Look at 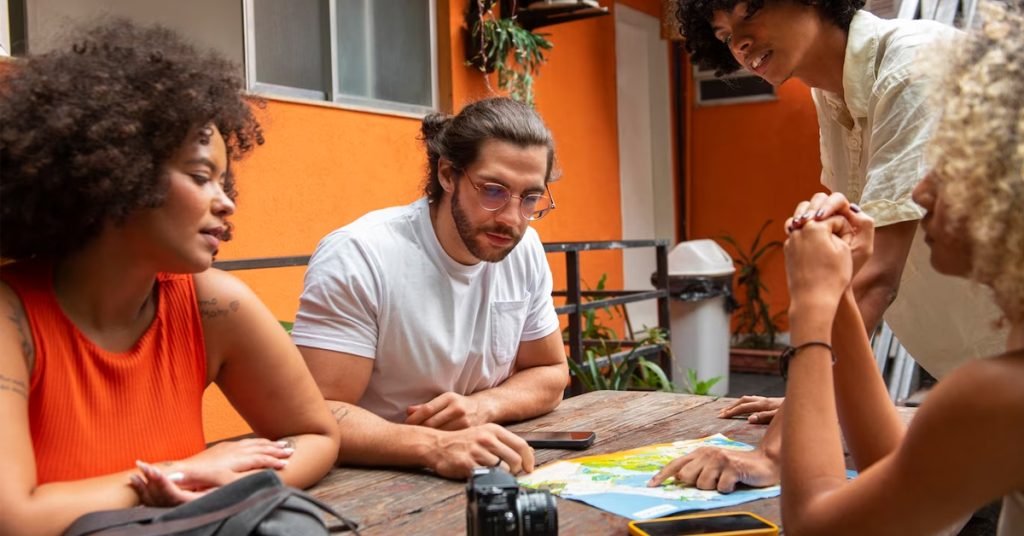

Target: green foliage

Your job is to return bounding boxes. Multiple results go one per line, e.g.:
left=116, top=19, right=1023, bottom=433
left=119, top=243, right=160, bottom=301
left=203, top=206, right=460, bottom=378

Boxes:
left=681, top=368, right=722, bottom=396
left=279, top=321, right=293, bottom=334
left=719, top=220, right=785, bottom=349
left=468, top=3, right=553, bottom=106
left=578, top=273, right=620, bottom=344
left=563, top=274, right=674, bottom=392
left=567, top=349, right=674, bottom=392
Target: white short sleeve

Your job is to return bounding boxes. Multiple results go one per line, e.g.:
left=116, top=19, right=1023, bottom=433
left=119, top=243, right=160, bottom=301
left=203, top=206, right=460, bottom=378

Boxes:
left=519, top=233, right=560, bottom=342
left=291, top=232, right=381, bottom=359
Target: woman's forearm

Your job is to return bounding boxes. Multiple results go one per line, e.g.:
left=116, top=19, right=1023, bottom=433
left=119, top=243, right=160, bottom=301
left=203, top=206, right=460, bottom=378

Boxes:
left=273, top=432, right=339, bottom=489
left=781, top=307, right=847, bottom=524
left=831, top=290, right=906, bottom=470
left=3, top=471, right=139, bottom=536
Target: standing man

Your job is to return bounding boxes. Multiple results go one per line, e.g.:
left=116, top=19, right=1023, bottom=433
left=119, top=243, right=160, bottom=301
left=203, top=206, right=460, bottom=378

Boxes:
left=292, top=98, right=568, bottom=479
left=651, top=0, right=1005, bottom=491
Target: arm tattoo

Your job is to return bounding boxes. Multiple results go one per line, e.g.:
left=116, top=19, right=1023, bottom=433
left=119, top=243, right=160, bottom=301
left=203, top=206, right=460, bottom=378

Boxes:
left=7, top=303, right=35, bottom=375
left=331, top=406, right=351, bottom=424
left=0, top=373, right=27, bottom=400
left=198, top=298, right=241, bottom=320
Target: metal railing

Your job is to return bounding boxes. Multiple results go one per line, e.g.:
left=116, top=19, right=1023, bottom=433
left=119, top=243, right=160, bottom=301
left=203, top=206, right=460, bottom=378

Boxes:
left=214, top=238, right=674, bottom=397
left=543, top=240, right=671, bottom=395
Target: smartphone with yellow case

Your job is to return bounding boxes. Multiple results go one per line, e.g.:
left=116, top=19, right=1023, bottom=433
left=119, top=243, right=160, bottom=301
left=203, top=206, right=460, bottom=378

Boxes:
left=627, top=511, right=779, bottom=536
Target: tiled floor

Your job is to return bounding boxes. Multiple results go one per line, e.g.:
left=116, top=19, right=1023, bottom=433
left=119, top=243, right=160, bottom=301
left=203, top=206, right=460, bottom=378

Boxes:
left=726, top=372, right=786, bottom=398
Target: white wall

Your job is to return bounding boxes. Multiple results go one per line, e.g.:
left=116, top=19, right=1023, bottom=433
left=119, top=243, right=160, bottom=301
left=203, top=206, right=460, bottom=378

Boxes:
left=1, top=0, right=10, bottom=56
left=615, top=3, right=674, bottom=333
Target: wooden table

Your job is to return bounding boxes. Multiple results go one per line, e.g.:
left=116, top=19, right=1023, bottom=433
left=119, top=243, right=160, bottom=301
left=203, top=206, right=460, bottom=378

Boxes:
left=310, top=391, right=916, bottom=534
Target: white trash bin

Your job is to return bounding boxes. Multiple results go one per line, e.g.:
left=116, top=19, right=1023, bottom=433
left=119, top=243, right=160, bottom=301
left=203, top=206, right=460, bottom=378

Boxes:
left=666, top=239, right=735, bottom=396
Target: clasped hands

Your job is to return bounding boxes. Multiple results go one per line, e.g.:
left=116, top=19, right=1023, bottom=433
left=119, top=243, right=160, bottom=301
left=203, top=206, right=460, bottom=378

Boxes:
left=784, top=192, right=875, bottom=316
left=407, top=391, right=535, bottom=479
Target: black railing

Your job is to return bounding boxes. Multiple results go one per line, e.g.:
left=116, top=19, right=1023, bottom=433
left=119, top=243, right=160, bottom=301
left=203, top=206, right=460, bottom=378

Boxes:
left=543, top=240, right=671, bottom=395
left=214, top=238, right=673, bottom=397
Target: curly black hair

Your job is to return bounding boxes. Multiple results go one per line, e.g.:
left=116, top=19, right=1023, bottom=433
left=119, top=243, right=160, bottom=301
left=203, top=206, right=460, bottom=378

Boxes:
left=0, top=19, right=265, bottom=260
left=675, top=0, right=865, bottom=76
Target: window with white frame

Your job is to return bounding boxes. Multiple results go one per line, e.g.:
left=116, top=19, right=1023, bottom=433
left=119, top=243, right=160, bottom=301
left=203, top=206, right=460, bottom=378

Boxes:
left=244, top=0, right=438, bottom=115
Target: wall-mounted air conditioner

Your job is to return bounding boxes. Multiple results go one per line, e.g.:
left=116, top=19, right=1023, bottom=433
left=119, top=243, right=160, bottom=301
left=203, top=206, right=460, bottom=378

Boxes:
left=693, top=65, right=775, bottom=107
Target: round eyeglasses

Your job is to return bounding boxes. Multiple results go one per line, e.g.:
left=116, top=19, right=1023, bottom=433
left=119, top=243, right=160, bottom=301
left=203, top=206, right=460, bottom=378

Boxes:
left=461, top=173, right=556, bottom=221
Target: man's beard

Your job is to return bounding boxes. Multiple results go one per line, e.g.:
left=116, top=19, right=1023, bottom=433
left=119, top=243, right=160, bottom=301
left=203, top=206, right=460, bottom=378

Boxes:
left=451, top=182, right=523, bottom=263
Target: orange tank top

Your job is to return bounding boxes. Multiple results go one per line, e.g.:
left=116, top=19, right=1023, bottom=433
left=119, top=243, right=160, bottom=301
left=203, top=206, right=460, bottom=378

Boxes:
left=1, top=262, right=208, bottom=484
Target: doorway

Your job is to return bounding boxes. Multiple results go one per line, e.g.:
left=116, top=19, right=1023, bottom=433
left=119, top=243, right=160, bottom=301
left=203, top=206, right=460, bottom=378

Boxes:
left=615, top=3, right=674, bottom=334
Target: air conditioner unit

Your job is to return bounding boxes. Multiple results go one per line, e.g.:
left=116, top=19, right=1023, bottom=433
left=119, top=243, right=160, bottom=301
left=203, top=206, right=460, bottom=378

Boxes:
left=693, top=65, right=775, bottom=107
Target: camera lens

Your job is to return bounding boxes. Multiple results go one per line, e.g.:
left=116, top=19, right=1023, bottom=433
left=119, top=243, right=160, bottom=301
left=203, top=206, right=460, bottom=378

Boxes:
left=517, top=490, right=558, bottom=535
left=467, top=467, right=558, bottom=536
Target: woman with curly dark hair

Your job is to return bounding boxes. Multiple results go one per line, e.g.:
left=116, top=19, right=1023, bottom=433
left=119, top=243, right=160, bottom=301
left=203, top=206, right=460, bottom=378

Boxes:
left=654, top=0, right=1005, bottom=494
left=0, top=20, right=339, bottom=535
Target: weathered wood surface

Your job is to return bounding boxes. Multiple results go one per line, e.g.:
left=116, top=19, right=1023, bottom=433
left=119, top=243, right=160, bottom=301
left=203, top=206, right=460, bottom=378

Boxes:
left=311, top=391, right=916, bottom=534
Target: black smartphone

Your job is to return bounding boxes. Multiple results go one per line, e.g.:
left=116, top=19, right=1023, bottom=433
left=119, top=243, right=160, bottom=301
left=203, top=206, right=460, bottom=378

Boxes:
left=515, top=431, right=596, bottom=449
left=628, top=512, right=778, bottom=536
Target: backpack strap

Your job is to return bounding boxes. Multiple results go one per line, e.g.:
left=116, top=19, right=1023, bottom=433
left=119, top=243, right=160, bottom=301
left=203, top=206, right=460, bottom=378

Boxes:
left=63, top=471, right=361, bottom=536
left=284, top=488, right=361, bottom=533
left=64, top=507, right=167, bottom=536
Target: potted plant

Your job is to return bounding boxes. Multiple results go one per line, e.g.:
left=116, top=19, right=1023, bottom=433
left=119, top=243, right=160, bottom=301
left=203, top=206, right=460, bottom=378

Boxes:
left=719, top=220, right=786, bottom=374
left=465, top=0, right=553, bottom=105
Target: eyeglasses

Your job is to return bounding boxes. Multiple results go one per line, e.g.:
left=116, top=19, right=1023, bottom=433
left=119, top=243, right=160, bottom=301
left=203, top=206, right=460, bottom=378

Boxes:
left=461, top=172, right=556, bottom=221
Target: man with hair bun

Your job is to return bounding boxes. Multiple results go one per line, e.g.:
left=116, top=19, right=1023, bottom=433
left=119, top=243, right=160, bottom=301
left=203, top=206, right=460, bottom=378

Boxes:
left=294, top=97, right=568, bottom=479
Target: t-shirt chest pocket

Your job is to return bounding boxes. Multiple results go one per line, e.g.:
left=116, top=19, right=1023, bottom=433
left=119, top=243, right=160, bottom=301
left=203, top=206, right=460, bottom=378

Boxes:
left=490, top=299, right=529, bottom=364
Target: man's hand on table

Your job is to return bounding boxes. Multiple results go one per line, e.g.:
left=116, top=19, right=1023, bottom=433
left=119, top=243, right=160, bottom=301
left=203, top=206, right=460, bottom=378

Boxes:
left=647, top=446, right=780, bottom=493
left=718, top=396, right=784, bottom=424
left=406, top=391, right=489, bottom=430
left=426, top=423, right=536, bottom=479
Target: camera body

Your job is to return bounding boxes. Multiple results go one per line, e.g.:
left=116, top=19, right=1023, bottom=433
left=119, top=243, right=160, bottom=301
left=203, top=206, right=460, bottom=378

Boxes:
left=466, top=466, right=558, bottom=535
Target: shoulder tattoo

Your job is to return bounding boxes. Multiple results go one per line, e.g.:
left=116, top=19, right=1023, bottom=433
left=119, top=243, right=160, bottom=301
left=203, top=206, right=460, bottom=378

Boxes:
left=0, top=374, right=27, bottom=400
left=198, top=297, right=241, bottom=321
left=6, top=301, right=35, bottom=375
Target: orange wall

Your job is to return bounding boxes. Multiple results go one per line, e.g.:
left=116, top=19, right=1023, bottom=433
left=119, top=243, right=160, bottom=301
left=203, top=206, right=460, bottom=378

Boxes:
left=685, top=74, right=823, bottom=331
left=203, top=0, right=655, bottom=440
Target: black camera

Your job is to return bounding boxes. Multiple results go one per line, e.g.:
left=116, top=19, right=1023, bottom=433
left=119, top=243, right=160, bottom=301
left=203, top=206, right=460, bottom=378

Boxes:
left=466, top=466, right=558, bottom=535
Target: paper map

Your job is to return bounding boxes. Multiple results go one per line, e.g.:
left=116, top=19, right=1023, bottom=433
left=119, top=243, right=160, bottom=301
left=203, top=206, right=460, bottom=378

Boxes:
left=517, top=434, right=781, bottom=520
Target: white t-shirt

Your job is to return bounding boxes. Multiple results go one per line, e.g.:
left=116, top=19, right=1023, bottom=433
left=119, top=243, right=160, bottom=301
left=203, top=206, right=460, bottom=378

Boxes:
left=811, top=11, right=1005, bottom=378
left=292, top=198, right=561, bottom=422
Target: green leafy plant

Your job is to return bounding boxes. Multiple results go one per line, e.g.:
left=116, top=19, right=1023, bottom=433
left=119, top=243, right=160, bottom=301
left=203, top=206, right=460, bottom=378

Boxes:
left=566, top=344, right=673, bottom=392
left=467, top=0, right=553, bottom=105
left=719, top=220, right=785, bottom=349
left=681, top=368, right=722, bottom=396
left=279, top=321, right=293, bottom=334
left=563, top=274, right=674, bottom=392
left=575, top=273, right=621, bottom=344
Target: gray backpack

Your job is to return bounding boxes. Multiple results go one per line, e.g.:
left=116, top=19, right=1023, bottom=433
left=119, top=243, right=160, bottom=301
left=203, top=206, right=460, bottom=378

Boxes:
left=64, top=470, right=359, bottom=536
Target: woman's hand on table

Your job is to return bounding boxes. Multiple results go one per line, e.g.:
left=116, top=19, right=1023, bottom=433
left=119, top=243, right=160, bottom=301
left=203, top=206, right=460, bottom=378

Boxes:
left=130, top=437, right=294, bottom=506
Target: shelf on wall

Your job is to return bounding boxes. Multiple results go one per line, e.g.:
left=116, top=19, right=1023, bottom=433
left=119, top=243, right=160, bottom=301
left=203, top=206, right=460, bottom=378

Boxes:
left=502, top=0, right=610, bottom=31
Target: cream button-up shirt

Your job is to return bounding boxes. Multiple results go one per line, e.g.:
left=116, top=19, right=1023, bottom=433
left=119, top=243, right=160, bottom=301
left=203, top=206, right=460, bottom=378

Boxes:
left=811, top=11, right=1006, bottom=378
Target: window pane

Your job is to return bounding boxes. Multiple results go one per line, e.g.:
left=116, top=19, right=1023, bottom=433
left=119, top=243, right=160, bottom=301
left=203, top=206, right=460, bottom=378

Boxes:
left=336, top=0, right=433, bottom=108
left=253, top=0, right=327, bottom=96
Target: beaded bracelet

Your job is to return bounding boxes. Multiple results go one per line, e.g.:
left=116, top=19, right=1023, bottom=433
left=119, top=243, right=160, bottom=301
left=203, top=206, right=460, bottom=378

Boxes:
left=779, top=341, right=835, bottom=380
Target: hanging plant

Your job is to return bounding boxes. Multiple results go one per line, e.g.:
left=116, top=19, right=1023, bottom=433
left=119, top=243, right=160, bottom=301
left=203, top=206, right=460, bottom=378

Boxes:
left=467, top=0, right=553, bottom=106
